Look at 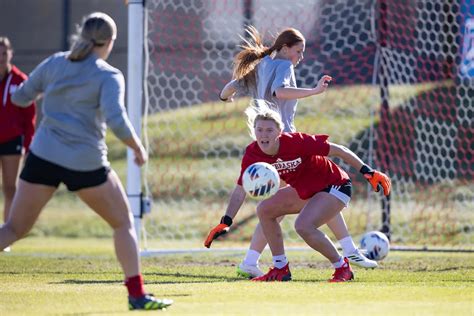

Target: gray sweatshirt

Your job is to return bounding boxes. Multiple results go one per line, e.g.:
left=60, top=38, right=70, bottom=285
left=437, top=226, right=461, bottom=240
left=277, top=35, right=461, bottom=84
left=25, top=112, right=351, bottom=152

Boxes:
left=238, top=56, right=298, bottom=132
left=12, top=52, right=135, bottom=171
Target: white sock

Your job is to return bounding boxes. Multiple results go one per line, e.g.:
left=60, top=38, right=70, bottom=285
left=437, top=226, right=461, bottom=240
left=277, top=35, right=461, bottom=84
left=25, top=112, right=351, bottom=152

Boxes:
left=272, top=254, right=288, bottom=269
left=243, top=249, right=261, bottom=266
left=339, top=236, right=357, bottom=256
left=332, top=256, right=345, bottom=268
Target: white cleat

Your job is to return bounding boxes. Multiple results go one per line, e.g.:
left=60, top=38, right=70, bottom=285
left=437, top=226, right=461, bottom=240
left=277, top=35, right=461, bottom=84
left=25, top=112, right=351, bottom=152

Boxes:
left=236, top=262, right=264, bottom=279
left=3, top=246, right=11, bottom=252
left=346, top=249, right=378, bottom=268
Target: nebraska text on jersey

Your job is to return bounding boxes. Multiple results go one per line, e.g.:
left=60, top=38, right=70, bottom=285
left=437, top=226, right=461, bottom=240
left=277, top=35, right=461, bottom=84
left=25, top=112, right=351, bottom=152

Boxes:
left=273, top=158, right=302, bottom=172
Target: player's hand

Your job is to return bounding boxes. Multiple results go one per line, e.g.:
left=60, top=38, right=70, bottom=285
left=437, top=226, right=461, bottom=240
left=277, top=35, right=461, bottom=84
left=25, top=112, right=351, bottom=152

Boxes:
left=204, top=215, right=233, bottom=248
left=133, top=144, right=148, bottom=166
left=314, top=75, right=332, bottom=94
left=360, top=165, right=391, bottom=196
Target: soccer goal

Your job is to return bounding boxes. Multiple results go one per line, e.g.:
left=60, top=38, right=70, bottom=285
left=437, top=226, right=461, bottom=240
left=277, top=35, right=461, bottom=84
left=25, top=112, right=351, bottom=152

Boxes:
left=126, top=0, right=473, bottom=254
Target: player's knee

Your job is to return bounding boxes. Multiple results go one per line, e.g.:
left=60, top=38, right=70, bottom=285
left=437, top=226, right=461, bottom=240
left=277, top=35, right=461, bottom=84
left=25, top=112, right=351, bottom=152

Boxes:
left=294, top=218, right=313, bottom=238
left=256, top=203, right=276, bottom=220
left=108, top=213, right=133, bottom=230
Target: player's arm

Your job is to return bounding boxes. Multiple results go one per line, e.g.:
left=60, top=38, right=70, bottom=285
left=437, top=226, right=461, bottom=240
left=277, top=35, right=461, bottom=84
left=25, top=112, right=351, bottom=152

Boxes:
left=20, top=101, right=36, bottom=153
left=100, top=73, right=147, bottom=166
left=328, top=142, right=391, bottom=196
left=274, top=75, right=332, bottom=100
left=12, top=56, right=52, bottom=107
left=219, top=79, right=239, bottom=102
left=204, top=184, right=246, bottom=248
left=121, top=136, right=148, bottom=167
left=328, top=142, right=364, bottom=170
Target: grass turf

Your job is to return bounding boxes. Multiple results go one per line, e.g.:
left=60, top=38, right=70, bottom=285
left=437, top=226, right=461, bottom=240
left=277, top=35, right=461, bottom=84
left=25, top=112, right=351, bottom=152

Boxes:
left=0, top=237, right=472, bottom=315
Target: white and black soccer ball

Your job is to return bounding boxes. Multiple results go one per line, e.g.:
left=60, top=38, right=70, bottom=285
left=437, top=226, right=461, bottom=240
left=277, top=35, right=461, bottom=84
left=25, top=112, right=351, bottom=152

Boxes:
left=242, top=162, right=280, bottom=200
left=360, top=231, right=390, bottom=261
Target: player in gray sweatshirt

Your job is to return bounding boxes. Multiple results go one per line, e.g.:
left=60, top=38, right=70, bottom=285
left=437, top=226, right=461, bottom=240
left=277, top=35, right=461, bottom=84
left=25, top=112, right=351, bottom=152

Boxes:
left=1, top=12, right=171, bottom=311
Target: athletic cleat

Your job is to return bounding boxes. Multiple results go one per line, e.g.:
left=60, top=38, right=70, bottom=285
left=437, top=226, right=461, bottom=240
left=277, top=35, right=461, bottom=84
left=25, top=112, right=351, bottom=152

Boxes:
left=251, top=263, right=292, bottom=282
left=346, top=248, right=378, bottom=268
left=329, top=257, right=354, bottom=282
left=236, top=262, right=264, bottom=279
left=128, top=294, right=173, bottom=310
left=2, top=246, right=11, bottom=252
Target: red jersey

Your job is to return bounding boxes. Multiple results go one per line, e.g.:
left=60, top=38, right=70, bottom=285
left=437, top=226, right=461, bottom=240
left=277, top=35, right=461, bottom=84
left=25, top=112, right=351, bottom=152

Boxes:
left=0, top=65, right=36, bottom=151
left=237, top=133, right=350, bottom=200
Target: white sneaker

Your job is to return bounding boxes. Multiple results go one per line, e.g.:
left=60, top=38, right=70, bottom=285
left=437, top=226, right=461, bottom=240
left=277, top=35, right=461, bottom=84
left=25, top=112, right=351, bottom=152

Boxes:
left=236, top=262, right=264, bottom=278
left=3, top=246, right=11, bottom=252
left=346, top=249, right=378, bottom=268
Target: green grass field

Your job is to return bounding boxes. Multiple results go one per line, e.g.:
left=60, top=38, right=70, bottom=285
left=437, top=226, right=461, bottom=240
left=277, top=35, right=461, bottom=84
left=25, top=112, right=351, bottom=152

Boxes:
left=0, top=237, right=472, bottom=315
left=0, top=81, right=472, bottom=314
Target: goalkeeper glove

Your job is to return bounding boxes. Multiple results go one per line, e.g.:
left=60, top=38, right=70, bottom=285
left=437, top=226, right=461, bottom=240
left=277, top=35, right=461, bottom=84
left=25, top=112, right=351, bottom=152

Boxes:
left=360, top=165, right=391, bottom=196
left=204, top=215, right=233, bottom=248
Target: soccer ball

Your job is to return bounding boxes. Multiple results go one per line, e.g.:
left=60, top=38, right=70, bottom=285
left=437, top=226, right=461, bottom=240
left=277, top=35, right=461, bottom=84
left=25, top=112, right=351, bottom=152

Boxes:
left=360, top=231, right=390, bottom=261
left=242, top=162, right=280, bottom=200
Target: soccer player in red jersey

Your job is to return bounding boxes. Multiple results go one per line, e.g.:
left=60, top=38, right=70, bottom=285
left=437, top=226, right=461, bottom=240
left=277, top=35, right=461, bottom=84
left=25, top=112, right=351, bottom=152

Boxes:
left=0, top=37, right=36, bottom=252
left=219, top=26, right=377, bottom=277
left=205, top=100, right=391, bottom=282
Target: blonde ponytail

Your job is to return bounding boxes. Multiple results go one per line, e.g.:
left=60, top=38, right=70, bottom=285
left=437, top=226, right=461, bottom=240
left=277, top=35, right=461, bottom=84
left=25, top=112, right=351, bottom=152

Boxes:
left=68, top=12, right=117, bottom=61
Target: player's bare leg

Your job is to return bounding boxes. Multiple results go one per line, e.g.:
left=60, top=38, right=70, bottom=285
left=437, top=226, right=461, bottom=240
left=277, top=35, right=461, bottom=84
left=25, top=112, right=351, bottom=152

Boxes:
left=0, top=180, right=56, bottom=250
left=327, top=213, right=377, bottom=268
left=237, top=216, right=284, bottom=278
left=251, top=187, right=305, bottom=281
left=76, top=170, right=141, bottom=277
left=295, top=192, right=354, bottom=282
left=76, top=170, right=173, bottom=310
left=1, top=155, right=22, bottom=223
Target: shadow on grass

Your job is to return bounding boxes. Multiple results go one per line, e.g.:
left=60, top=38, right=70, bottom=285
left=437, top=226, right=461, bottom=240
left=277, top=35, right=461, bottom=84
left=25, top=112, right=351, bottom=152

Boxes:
left=53, top=271, right=245, bottom=285
left=60, top=311, right=130, bottom=315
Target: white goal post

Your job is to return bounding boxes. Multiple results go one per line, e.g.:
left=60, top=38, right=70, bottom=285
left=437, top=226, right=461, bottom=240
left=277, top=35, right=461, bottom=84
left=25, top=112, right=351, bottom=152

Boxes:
left=126, top=0, right=144, bottom=243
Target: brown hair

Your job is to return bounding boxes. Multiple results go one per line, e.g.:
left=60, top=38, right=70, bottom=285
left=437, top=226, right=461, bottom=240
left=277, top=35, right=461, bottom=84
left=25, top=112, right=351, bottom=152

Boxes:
left=233, top=26, right=305, bottom=80
left=0, top=37, right=13, bottom=51
left=68, top=12, right=117, bottom=61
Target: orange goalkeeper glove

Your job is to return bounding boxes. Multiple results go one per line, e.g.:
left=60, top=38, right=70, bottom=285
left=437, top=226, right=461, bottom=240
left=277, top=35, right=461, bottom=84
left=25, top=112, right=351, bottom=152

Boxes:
left=204, top=215, right=233, bottom=248
left=360, top=165, right=391, bottom=196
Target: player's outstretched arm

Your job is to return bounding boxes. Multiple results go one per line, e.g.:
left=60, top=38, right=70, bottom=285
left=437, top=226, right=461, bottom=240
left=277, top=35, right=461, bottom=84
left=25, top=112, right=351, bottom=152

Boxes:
left=274, top=75, right=332, bottom=100
left=328, top=142, right=391, bottom=196
left=204, top=185, right=246, bottom=248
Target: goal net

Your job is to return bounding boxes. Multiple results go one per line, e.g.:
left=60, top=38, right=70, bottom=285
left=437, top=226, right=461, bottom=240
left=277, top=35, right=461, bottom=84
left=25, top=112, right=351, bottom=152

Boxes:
left=140, top=0, right=473, bottom=252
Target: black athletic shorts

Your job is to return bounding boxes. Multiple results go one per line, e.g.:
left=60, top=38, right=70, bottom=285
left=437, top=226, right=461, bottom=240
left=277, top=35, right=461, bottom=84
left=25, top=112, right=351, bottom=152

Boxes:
left=321, top=180, right=352, bottom=206
left=20, top=151, right=110, bottom=191
left=0, top=136, right=23, bottom=155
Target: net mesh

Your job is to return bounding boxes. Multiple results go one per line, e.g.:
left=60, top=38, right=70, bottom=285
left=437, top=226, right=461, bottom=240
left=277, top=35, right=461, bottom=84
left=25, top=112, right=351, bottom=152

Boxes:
left=142, top=0, right=473, bottom=250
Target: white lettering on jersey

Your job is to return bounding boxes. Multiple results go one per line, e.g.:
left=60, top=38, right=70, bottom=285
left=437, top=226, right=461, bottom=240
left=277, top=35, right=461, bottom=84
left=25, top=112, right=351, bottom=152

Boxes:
left=272, top=158, right=302, bottom=175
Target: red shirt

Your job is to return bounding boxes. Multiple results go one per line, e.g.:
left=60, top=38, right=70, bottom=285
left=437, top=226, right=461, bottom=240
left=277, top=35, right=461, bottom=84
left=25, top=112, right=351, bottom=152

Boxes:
left=237, top=133, right=350, bottom=200
left=0, top=65, right=36, bottom=151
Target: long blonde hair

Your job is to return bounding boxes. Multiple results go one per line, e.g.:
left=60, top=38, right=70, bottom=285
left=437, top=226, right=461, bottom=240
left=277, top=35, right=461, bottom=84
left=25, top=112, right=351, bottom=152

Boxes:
left=233, top=26, right=305, bottom=81
left=68, top=12, right=117, bottom=61
left=245, top=99, right=284, bottom=140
